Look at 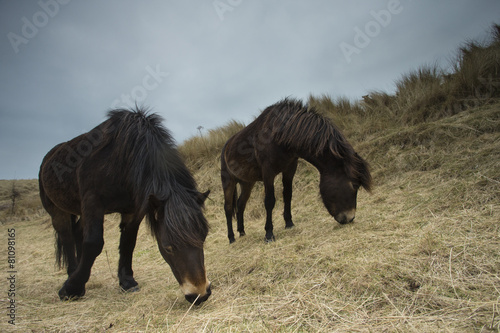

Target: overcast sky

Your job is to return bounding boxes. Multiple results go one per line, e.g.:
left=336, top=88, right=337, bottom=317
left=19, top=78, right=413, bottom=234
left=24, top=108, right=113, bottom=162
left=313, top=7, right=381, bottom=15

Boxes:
left=1, top=0, right=499, bottom=179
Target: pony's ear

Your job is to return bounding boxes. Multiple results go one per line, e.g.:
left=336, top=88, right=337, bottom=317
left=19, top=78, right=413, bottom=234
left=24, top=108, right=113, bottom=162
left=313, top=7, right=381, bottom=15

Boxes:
left=147, top=195, right=163, bottom=230
left=353, top=152, right=372, bottom=193
left=149, top=195, right=162, bottom=208
left=196, top=190, right=210, bottom=205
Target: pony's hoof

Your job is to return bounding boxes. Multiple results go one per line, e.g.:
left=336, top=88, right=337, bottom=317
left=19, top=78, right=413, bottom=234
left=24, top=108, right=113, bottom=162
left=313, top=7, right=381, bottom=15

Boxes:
left=229, top=237, right=236, bottom=244
left=119, top=277, right=139, bottom=293
left=121, top=285, right=140, bottom=293
left=239, top=231, right=246, bottom=237
left=58, top=283, right=85, bottom=301
left=264, top=236, right=275, bottom=243
left=285, top=224, right=294, bottom=229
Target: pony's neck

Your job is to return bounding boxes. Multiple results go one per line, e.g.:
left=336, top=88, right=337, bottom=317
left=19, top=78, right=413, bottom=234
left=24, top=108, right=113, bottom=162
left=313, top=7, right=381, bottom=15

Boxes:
left=300, top=151, right=332, bottom=174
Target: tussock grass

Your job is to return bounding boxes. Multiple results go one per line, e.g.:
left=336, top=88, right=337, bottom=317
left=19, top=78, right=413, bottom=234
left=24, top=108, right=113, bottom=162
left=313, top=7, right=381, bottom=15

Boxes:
left=453, top=24, right=500, bottom=100
left=1, top=24, right=499, bottom=332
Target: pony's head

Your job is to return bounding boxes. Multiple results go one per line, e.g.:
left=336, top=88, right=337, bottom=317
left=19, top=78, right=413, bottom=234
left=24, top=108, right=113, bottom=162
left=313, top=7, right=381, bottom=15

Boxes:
left=149, top=190, right=211, bottom=305
left=319, top=153, right=372, bottom=224
left=265, top=99, right=372, bottom=224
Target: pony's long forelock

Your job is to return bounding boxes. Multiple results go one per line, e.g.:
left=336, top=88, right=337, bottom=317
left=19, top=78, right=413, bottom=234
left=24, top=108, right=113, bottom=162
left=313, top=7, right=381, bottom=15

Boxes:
left=146, top=185, right=209, bottom=249
left=159, top=190, right=208, bottom=249
left=264, top=98, right=372, bottom=191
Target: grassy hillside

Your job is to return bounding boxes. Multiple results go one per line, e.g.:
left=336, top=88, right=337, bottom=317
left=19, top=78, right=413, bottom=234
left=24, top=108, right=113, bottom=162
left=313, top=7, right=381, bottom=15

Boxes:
left=1, top=25, right=499, bottom=332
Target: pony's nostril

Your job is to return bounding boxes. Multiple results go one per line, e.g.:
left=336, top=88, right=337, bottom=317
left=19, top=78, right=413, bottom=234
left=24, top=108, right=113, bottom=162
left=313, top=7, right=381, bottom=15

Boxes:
left=334, top=213, right=347, bottom=224
left=185, top=294, right=199, bottom=304
left=184, top=284, right=212, bottom=305
left=335, top=210, right=355, bottom=224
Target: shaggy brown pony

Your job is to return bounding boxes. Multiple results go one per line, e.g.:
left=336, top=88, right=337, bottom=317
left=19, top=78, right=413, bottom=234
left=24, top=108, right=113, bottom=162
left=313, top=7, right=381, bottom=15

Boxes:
left=39, top=108, right=211, bottom=304
left=221, top=98, right=372, bottom=243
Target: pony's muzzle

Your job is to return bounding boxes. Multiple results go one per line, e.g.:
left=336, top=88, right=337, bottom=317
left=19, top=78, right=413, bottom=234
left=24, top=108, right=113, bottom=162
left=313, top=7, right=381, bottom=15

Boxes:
left=184, top=283, right=212, bottom=305
left=335, top=209, right=356, bottom=224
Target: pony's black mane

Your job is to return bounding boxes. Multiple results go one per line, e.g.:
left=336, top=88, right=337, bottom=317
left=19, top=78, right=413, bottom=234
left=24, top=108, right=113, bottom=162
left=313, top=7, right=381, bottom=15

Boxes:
left=261, top=98, right=372, bottom=191
left=103, top=107, right=208, bottom=248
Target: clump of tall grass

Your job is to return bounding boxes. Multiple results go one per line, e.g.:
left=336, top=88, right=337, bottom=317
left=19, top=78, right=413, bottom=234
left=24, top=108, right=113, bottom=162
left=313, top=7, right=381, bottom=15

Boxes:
left=452, top=24, right=500, bottom=101
left=393, top=65, right=451, bottom=122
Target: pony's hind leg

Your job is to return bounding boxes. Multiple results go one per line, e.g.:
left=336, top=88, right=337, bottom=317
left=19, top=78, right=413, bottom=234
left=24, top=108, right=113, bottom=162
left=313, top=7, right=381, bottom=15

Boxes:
left=58, top=205, right=105, bottom=300
left=282, top=159, right=298, bottom=229
left=118, top=214, right=141, bottom=292
left=236, top=181, right=255, bottom=237
left=222, top=166, right=238, bottom=243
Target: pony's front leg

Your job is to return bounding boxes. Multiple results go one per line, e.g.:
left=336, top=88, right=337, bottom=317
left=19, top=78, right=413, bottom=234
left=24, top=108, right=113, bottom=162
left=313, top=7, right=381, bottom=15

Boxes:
left=263, top=176, right=276, bottom=242
left=59, top=211, right=104, bottom=300
left=118, top=214, right=141, bottom=292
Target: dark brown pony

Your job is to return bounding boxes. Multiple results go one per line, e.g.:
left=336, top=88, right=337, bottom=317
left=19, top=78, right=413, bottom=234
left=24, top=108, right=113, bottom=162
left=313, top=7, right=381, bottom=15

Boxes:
left=39, top=108, right=211, bottom=304
left=221, top=98, right=372, bottom=243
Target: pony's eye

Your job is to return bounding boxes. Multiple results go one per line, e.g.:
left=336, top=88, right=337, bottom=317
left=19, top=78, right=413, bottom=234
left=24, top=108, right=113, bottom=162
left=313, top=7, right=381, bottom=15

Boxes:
left=165, top=246, right=174, bottom=254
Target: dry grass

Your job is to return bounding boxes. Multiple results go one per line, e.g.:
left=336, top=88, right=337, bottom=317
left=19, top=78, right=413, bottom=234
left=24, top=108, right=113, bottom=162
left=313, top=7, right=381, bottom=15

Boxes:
left=0, top=179, right=45, bottom=222
left=1, top=24, right=500, bottom=333
left=2, top=105, right=499, bottom=332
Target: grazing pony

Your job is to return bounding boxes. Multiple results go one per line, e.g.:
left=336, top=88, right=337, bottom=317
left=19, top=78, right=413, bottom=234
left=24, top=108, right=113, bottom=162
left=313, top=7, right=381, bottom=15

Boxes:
left=39, top=108, right=211, bottom=304
left=221, top=98, right=372, bottom=243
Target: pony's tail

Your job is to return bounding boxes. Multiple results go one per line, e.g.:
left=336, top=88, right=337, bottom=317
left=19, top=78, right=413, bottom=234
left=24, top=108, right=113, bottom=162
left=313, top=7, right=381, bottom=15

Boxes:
left=55, top=230, right=66, bottom=269
left=54, top=214, right=79, bottom=269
